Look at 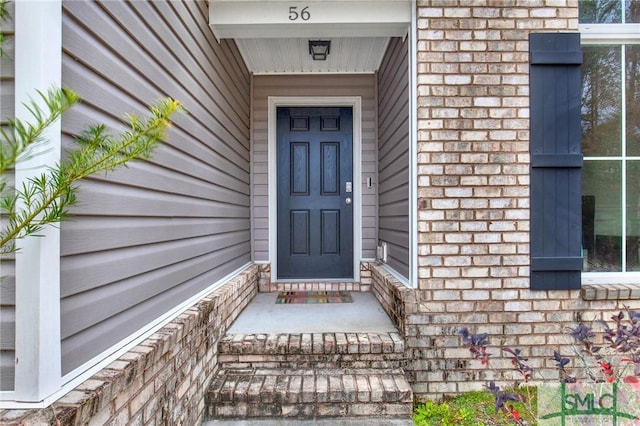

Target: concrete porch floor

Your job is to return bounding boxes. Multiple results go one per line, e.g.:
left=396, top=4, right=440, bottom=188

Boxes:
left=227, top=291, right=398, bottom=334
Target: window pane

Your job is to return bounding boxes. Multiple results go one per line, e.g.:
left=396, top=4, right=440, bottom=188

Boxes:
left=626, top=0, right=640, bottom=22
left=582, top=161, right=622, bottom=272
left=627, top=161, right=640, bottom=271
left=582, top=46, right=622, bottom=157
left=628, top=45, right=640, bottom=156
left=580, top=0, right=623, bottom=23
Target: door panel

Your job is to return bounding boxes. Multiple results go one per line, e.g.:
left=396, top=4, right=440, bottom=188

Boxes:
left=321, top=143, right=339, bottom=194
left=290, top=210, right=310, bottom=255
left=277, top=107, right=353, bottom=279
left=321, top=210, right=340, bottom=254
left=291, top=143, right=309, bottom=195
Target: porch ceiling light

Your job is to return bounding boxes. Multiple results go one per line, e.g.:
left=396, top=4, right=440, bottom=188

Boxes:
left=308, top=40, right=331, bottom=61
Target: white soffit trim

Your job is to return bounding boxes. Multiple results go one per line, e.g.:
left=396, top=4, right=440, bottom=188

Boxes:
left=209, top=0, right=411, bottom=39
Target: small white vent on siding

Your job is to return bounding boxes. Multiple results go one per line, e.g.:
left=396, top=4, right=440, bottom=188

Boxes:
left=377, top=242, right=387, bottom=263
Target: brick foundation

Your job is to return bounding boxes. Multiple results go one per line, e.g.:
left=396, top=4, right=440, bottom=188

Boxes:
left=0, top=264, right=259, bottom=425
left=370, top=264, right=417, bottom=336
left=370, top=261, right=640, bottom=400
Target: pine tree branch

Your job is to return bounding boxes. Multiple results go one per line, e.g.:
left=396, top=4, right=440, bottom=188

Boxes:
left=0, top=88, right=79, bottom=176
left=0, top=0, right=8, bottom=57
left=0, top=90, right=183, bottom=253
left=64, top=98, right=181, bottom=180
left=0, top=1, right=8, bottom=21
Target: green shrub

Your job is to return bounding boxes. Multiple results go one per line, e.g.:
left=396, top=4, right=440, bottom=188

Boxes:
left=413, top=388, right=537, bottom=426
left=413, top=399, right=477, bottom=426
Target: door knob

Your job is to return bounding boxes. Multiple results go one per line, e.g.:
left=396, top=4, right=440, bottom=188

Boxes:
left=345, top=197, right=352, bottom=205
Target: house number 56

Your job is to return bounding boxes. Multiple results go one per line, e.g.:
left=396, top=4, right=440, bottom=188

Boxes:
left=289, top=6, right=310, bottom=21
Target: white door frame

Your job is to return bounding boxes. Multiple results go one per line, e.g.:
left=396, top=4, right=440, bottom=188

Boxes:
left=268, top=96, right=362, bottom=282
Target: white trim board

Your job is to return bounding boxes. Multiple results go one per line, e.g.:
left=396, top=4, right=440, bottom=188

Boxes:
left=268, top=97, right=363, bottom=282
left=579, top=24, right=640, bottom=44
left=408, top=0, right=418, bottom=289
left=11, top=0, right=63, bottom=404
left=582, top=272, right=640, bottom=285
left=209, top=0, right=411, bottom=39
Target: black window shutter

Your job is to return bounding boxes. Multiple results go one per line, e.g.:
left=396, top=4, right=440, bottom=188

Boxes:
left=529, top=33, right=583, bottom=290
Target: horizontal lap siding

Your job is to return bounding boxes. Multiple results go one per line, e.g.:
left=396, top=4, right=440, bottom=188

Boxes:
left=378, top=37, right=410, bottom=279
left=0, top=0, right=15, bottom=391
left=61, top=1, right=250, bottom=374
left=252, top=74, right=377, bottom=262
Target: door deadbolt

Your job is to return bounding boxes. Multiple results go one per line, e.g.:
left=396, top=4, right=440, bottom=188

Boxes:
left=345, top=181, right=352, bottom=193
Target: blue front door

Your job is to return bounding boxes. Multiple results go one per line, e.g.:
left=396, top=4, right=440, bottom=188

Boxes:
left=277, top=107, right=354, bottom=279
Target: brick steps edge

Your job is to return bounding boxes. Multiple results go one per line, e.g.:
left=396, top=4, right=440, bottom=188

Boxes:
left=219, top=332, right=405, bottom=355
left=205, top=367, right=413, bottom=419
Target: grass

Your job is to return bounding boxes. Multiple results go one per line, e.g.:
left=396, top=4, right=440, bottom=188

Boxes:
left=413, top=387, right=538, bottom=426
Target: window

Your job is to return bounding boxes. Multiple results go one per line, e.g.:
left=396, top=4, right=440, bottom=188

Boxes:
left=580, top=1, right=640, bottom=279
left=579, top=0, right=639, bottom=23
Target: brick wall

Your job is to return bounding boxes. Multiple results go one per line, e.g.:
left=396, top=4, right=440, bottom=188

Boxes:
left=370, top=263, right=416, bottom=336
left=258, top=262, right=372, bottom=293
left=0, top=264, right=258, bottom=425
left=409, top=0, right=640, bottom=400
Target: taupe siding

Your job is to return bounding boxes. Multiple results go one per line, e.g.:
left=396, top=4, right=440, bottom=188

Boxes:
left=377, top=37, right=410, bottom=278
left=252, top=74, right=378, bottom=264
left=0, top=0, right=15, bottom=391
left=61, top=1, right=250, bottom=374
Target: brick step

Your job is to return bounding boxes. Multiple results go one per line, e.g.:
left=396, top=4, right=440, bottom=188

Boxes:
left=205, top=367, right=413, bottom=419
left=218, top=332, right=406, bottom=369
left=260, top=282, right=368, bottom=292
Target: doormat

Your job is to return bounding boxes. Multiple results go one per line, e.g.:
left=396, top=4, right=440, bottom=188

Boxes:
left=275, top=290, right=353, bottom=304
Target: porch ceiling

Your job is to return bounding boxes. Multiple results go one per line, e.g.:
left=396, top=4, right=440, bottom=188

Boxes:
left=208, top=0, right=410, bottom=74
left=235, top=37, right=391, bottom=74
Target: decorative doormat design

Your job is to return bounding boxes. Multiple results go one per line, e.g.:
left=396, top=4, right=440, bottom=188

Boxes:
left=275, top=290, right=353, bottom=304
